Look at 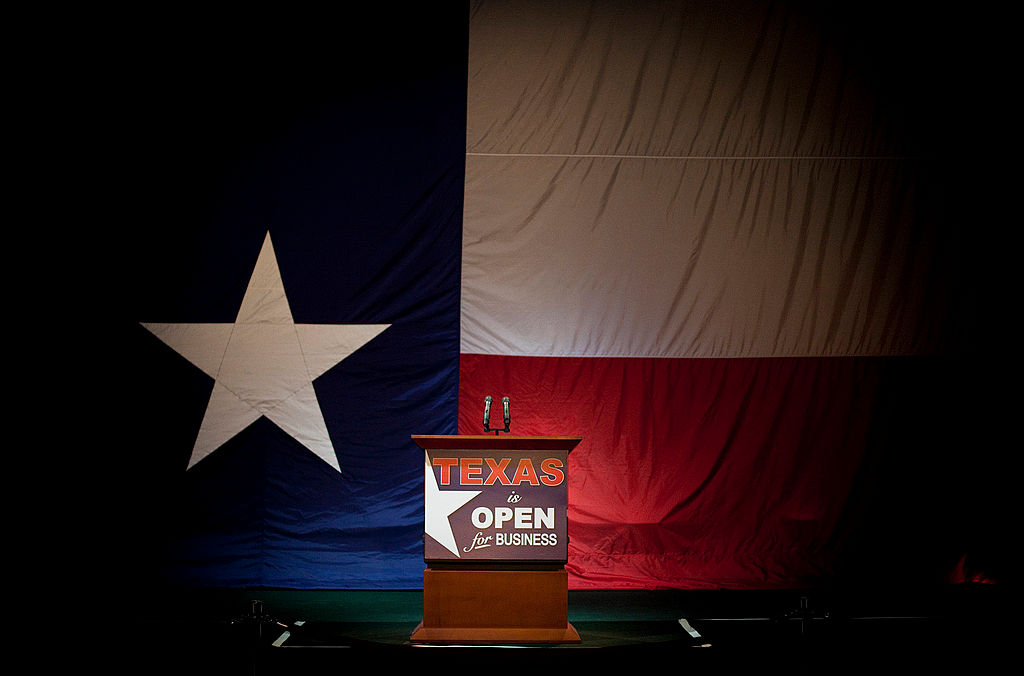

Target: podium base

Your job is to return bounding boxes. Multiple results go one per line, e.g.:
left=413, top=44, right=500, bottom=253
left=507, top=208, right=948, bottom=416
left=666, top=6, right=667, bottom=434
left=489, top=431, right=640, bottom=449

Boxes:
left=409, top=622, right=581, bottom=644
left=410, top=566, right=581, bottom=644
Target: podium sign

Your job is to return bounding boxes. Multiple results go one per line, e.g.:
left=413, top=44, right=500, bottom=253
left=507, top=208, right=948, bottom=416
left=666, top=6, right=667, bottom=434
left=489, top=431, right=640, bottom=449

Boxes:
left=417, top=435, right=578, bottom=563
left=411, top=435, right=582, bottom=644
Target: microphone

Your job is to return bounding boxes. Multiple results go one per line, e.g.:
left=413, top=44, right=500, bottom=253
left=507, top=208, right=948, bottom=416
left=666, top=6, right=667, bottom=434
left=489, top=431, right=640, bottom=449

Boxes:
left=483, top=396, right=493, bottom=429
left=502, top=396, right=510, bottom=428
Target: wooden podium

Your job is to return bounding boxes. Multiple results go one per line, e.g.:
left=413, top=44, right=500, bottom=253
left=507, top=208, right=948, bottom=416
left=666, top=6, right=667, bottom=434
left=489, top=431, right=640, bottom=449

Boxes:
left=409, top=435, right=581, bottom=644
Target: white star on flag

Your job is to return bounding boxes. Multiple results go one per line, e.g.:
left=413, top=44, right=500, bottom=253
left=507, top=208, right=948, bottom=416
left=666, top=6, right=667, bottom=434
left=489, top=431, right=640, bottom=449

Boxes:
left=423, top=452, right=480, bottom=557
left=142, top=231, right=390, bottom=472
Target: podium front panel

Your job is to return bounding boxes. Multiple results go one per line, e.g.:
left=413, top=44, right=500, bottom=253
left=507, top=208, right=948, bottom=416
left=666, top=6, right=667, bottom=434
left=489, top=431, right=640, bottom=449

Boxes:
left=413, top=435, right=580, bottom=564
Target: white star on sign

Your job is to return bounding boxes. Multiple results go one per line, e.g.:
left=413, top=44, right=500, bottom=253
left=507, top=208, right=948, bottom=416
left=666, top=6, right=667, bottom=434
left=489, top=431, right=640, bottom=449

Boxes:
left=423, top=452, right=480, bottom=557
left=142, top=231, right=390, bottom=472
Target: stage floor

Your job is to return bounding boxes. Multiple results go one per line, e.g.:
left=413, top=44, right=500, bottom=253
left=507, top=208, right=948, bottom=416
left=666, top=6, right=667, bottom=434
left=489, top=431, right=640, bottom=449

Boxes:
left=107, top=586, right=1008, bottom=674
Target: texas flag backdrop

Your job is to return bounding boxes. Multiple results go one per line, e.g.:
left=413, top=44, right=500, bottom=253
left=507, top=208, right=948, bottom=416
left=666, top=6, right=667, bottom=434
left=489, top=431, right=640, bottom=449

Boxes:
left=114, top=2, right=1007, bottom=591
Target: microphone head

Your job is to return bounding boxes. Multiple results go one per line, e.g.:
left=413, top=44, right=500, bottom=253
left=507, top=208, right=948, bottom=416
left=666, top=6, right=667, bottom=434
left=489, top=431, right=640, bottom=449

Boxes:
left=483, top=396, right=493, bottom=426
